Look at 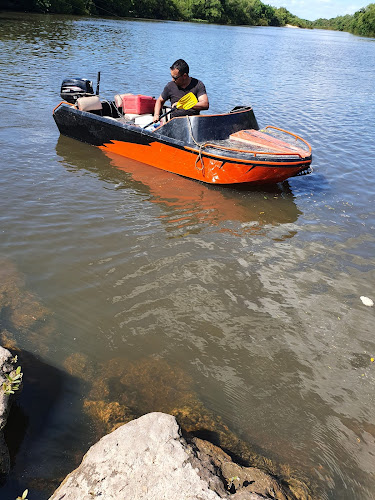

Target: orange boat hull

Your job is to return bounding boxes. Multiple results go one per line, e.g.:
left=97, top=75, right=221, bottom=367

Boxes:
left=99, top=139, right=310, bottom=184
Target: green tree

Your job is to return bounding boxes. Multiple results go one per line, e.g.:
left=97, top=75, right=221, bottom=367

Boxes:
left=351, top=3, right=375, bottom=36
left=132, top=0, right=181, bottom=19
left=221, top=0, right=246, bottom=24
left=49, top=0, right=91, bottom=14
left=274, top=6, right=289, bottom=26
left=90, top=0, right=132, bottom=17
left=190, top=0, right=223, bottom=22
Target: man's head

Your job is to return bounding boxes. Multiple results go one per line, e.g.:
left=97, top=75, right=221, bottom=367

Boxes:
left=170, top=59, right=190, bottom=86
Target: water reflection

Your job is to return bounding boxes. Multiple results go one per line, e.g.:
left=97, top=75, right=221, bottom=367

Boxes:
left=0, top=12, right=77, bottom=47
left=56, top=135, right=302, bottom=239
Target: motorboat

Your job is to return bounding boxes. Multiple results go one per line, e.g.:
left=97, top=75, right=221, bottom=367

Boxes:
left=53, top=77, right=312, bottom=185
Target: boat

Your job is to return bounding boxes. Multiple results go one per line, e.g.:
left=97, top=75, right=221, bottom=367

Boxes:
left=53, top=77, right=312, bottom=185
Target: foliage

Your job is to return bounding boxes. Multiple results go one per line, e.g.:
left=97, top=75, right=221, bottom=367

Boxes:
left=3, top=365, right=23, bottom=395
left=2, top=0, right=375, bottom=37
left=311, top=3, right=375, bottom=37
left=16, top=490, right=29, bottom=500
left=351, top=3, right=375, bottom=36
left=190, top=0, right=223, bottom=23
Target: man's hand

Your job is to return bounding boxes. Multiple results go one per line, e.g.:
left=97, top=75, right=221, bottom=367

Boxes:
left=153, top=95, right=165, bottom=123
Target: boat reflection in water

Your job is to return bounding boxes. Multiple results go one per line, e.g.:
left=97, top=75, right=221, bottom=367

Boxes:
left=56, top=136, right=302, bottom=239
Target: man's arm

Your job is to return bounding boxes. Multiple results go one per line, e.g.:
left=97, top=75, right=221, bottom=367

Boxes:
left=192, top=93, right=209, bottom=112
left=153, top=95, right=166, bottom=122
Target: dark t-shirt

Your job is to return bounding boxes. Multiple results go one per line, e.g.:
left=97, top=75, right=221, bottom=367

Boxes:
left=161, top=78, right=207, bottom=117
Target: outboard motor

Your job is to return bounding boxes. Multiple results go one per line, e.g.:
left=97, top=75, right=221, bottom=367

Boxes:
left=60, top=78, right=94, bottom=103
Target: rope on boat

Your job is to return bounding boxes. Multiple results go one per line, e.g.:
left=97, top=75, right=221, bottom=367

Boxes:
left=186, top=116, right=207, bottom=177
left=112, top=99, right=124, bottom=118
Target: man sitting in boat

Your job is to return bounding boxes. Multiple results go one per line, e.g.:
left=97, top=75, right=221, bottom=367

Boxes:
left=153, top=59, right=209, bottom=123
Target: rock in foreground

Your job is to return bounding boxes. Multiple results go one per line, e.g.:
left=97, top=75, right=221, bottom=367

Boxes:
left=0, top=346, right=17, bottom=476
left=49, top=412, right=299, bottom=500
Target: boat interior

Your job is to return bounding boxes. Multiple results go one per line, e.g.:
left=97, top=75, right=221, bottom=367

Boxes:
left=73, top=94, right=311, bottom=157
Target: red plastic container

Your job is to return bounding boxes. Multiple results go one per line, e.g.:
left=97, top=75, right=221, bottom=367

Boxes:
left=122, top=95, right=156, bottom=114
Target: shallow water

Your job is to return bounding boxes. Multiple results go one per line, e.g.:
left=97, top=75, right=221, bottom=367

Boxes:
left=0, top=12, right=374, bottom=499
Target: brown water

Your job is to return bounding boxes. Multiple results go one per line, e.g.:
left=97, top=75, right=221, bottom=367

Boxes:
left=0, top=12, right=374, bottom=499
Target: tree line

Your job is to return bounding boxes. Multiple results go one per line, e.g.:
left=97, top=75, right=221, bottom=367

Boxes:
left=3, top=0, right=375, bottom=37
left=312, top=4, right=375, bottom=38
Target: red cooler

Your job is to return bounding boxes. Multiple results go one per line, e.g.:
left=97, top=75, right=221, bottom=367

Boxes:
left=122, top=95, right=156, bottom=114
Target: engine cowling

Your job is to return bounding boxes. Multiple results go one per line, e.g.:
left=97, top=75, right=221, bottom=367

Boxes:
left=60, top=78, right=94, bottom=103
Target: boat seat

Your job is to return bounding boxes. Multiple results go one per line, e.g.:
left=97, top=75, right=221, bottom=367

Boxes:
left=114, top=93, right=133, bottom=114
left=76, top=95, right=102, bottom=115
left=114, top=94, right=124, bottom=108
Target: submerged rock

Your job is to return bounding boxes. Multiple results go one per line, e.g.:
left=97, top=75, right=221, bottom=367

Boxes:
left=0, top=258, right=55, bottom=354
left=63, top=352, right=95, bottom=382
left=49, top=412, right=294, bottom=500
left=92, top=356, right=194, bottom=413
left=83, top=400, right=134, bottom=435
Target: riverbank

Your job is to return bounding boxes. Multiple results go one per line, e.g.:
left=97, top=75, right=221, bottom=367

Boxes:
left=1, top=5, right=374, bottom=37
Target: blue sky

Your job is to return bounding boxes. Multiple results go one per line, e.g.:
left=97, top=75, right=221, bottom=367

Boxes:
left=269, top=0, right=367, bottom=21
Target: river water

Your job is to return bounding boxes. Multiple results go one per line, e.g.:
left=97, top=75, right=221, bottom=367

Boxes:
left=0, top=11, right=374, bottom=499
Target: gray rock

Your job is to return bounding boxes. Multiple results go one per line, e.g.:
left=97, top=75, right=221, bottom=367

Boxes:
left=0, top=345, right=17, bottom=475
left=192, top=438, right=292, bottom=500
left=49, top=412, right=290, bottom=500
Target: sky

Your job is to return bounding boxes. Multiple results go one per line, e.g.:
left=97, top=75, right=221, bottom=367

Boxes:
left=268, top=0, right=367, bottom=21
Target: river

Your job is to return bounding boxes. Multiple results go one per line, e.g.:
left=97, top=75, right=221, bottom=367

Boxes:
left=0, top=11, right=374, bottom=499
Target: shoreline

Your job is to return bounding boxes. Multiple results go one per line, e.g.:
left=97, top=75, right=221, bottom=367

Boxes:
left=0, top=343, right=314, bottom=499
